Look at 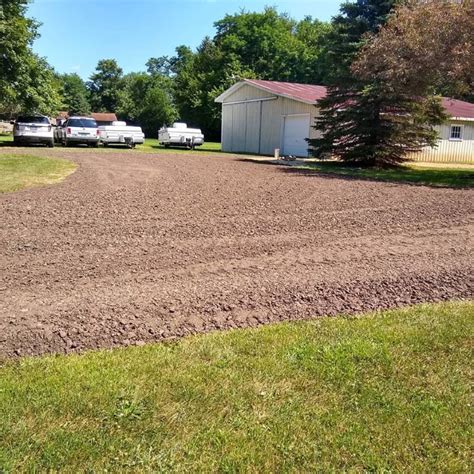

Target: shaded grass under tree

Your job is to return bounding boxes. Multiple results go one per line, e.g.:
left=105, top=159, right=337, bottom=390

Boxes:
left=294, top=161, right=474, bottom=188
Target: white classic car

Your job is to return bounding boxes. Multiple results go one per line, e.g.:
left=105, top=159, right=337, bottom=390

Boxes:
left=158, top=122, right=204, bottom=149
left=99, top=121, right=145, bottom=148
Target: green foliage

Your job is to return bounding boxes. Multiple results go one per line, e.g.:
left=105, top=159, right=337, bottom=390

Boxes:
left=0, top=4, right=332, bottom=139
left=1, top=301, right=472, bottom=471
left=87, top=59, right=123, bottom=112
left=137, top=81, right=178, bottom=137
left=172, top=39, right=251, bottom=140
left=0, top=0, right=61, bottom=115
left=354, top=1, right=474, bottom=102
left=309, top=0, right=448, bottom=167
left=117, top=73, right=178, bottom=137
left=145, top=56, right=173, bottom=77
left=16, top=54, right=62, bottom=116
left=312, top=82, right=447, bottom=166
left=58, top=73, right=90, bottom=115
left=214, top=7, right=330, bottom=84
left=170, top=8, right=333, bottom=140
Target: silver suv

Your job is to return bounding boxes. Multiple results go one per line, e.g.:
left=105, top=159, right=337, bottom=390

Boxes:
left=13, top=115, right=54, bottom=147
left=58, top=116, right=99, bottom=147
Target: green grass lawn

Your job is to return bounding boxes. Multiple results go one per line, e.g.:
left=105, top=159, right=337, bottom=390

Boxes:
left=0, top=134, right=222, bottom=154
left=1, top=301, right=472, bottom=471
left=0, top=154, right=77, bottom=193
left=137, top=138, right=222, bottom=154
left=296, top=161, right=474, bottom=188
left=0, top=133, right=13, bottom=145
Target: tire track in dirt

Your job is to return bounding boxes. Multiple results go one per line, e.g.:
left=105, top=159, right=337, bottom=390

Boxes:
left=0, top=148, right=473, bottom=357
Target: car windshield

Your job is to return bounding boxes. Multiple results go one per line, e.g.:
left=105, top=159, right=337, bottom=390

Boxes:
left=17, top=116, right=49, bottom=124
left=68, top=118, right=97, bottom=128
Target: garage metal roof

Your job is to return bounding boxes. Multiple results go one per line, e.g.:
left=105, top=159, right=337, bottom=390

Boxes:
left=216, top=79, right=474, bottom=120
left=244, top=79, right=328, bottom=104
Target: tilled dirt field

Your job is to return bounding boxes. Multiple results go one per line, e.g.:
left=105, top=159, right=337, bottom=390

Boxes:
left=1, top=148, right=473, bottom=357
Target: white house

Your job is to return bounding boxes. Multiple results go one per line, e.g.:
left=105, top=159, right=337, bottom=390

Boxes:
left=215, top=79, right=474, bottom=162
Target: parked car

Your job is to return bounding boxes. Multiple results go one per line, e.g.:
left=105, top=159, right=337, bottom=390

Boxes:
left=99, top=121, right=145, bottom=148
left=12, top=115, right=54, bottom=147
left=158, top=122, right=204, bottom=149
left=57, top=116, right=99, bottom=147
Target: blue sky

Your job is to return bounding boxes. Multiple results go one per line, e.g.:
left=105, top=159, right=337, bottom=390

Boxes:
left=28, top=0, right=342, bottom=79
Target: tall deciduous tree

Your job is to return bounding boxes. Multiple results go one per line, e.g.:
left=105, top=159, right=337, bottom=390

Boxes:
left=353, top=0, right=474, bottom=101
left=59, top=73, right=91, bottom=115
left=0, top=0, right=60, bottom=115
left=170, top=8, right=332, bottom=139
left=88, top=59, right=123, bottom=112
left=138, top=81, right=179, bottom=137
left=172, top=39, right=252, bottom=140
left=117, top=72, right=178, bottom=137
left=146, top=56, right=173, bottom=77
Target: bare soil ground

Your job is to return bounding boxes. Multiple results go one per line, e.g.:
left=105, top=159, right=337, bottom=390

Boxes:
left=1, top=148, right=472, bottom=357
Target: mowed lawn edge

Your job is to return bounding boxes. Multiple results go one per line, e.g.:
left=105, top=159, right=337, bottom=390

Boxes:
left=2, top=134, right=472, bottom=188
left=1, top=300, right=472, bottom=472
left=0, top=154, right=77, bottom=193
left=293, top=162, right=474, bottom=188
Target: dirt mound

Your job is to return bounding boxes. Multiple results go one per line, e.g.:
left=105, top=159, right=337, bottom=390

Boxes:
left=1, top=149, right=472, bottom=357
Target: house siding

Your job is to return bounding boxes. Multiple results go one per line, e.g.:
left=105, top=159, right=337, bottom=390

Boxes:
left=410, top=122, right=474, bottom=163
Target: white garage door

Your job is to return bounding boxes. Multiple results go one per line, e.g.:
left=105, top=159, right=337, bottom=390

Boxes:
left=282, top=114, right=310, bottom=157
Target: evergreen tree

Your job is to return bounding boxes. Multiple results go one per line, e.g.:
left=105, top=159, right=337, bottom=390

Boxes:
left=308, top=0, right=445, bottom=166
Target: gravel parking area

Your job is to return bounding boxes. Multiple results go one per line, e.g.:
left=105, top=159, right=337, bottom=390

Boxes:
left=1, top=149, right=472, bottom=357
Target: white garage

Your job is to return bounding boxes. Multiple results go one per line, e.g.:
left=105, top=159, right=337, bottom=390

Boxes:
left=215, top=79, right=327, bottom=157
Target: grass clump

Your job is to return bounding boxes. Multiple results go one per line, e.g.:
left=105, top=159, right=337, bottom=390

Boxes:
left=1, top=301, right=472, bottom=471
left=0, top=154, right=77, bottom=193
left=137, top=138, right=221, bottom=154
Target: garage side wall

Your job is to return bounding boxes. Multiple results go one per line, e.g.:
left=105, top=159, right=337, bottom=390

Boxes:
left=221, top=84, right=321, bottom=156
left=260, top=97, right=320, bottom=156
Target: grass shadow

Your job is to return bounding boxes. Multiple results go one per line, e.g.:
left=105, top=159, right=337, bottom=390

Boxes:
left=239, top=158, right=474, bottom=189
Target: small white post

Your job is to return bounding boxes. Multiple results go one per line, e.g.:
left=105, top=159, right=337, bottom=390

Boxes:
left=274, top=148, right=280, bottom=160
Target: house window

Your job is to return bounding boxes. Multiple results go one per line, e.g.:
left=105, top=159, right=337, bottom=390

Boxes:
left=450, top=125, right=463, bottom=140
